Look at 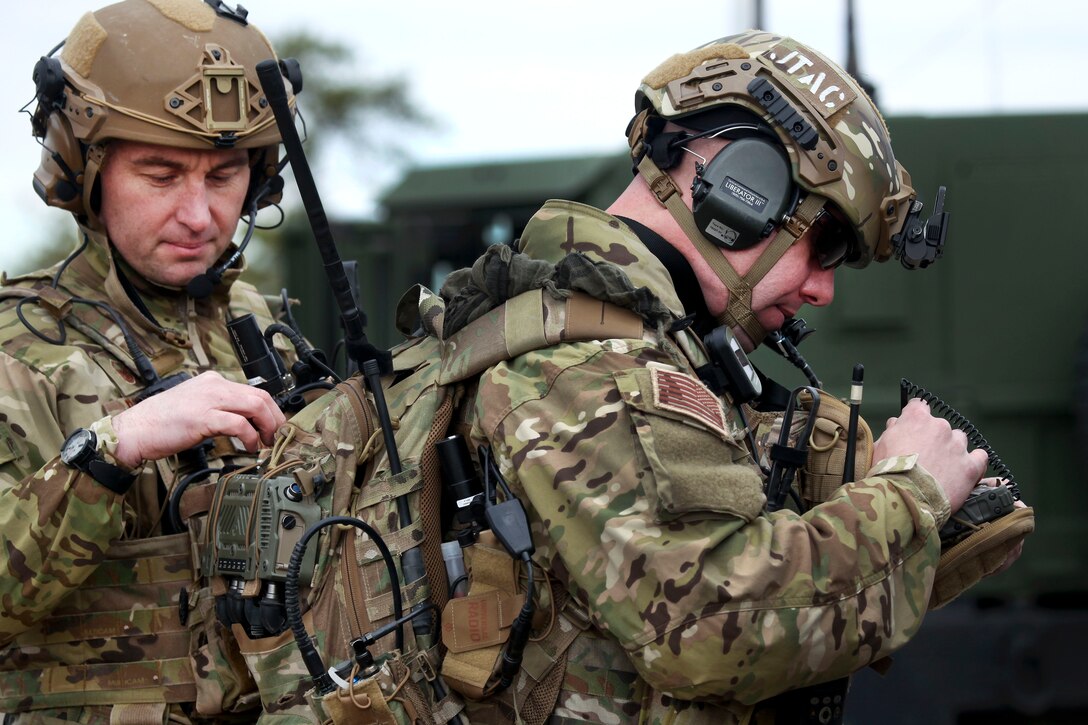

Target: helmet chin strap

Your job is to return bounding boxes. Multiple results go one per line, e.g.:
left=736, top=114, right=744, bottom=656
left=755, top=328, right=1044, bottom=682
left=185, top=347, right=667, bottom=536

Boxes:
left=633, top=153, right=824, bottom=347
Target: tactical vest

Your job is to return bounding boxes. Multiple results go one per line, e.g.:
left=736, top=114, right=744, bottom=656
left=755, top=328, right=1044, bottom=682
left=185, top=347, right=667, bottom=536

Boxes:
left=220, top=283, right=646, bottom=725
left=0, top=273, right=285, bottom=720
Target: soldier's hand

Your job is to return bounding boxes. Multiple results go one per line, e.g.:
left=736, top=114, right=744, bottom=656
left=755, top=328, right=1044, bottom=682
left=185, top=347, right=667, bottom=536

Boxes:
left=872, top=398, right=987, bottom=512
left=112, top=371, right=285, bottom=468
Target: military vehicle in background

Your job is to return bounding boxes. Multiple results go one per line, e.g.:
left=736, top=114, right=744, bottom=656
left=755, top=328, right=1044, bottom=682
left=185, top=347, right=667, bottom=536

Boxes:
left=282, top=112, right=1088, bottom=723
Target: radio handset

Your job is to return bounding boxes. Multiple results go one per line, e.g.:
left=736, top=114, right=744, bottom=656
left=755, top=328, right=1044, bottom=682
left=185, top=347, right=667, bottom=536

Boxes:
left=697, top=325, right=762, bottom=404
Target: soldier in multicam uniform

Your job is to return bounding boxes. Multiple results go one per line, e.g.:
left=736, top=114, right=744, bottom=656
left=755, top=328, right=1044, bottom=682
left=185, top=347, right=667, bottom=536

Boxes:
left=0, top=1, right=297, bottom=721
left=434, top=32, right=1031, bottom=723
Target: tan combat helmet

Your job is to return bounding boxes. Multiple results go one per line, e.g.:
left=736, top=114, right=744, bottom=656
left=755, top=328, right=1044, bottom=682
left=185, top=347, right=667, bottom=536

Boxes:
left=30, top=0, right=299, bottom=229
left=630, top=31, right=945, bottom=344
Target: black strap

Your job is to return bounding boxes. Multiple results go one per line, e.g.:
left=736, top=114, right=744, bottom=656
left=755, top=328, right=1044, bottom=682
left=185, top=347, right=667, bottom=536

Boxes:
left=86, top=457, right=137, bottom=495
left=615, top=215, right=715, bottom=337
left=114, top=256, right=163, bottom=328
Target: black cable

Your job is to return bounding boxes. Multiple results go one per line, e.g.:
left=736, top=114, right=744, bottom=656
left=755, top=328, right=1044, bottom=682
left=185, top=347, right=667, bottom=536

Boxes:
left=498, top=554, right=535, bottom=691
left=288, top=381, right=336, bottom=397
left=279, top=288, right=302, bottom=337
left=76, top=299, right=156, bottom=383
left=265, top=322, right=342, bottom=384
left=900, top=379, right=1019, bottom=500
left=16, top=297, right=65, bottom=345
left=211, top=196, right=260, bottom=278
left=330, top=339, right=347, bottom=379
left=735, top=404, right=770, bottom=477
left=285, top=515, right=404, bottom=696
left=12, top=234, right=94, bottom=345
left=252, top=202, right=285, bottom=231
left=10, top=228, right=167, bottom=389
left=52, top=233, right=90, bottom=288
left=447, top=574, right=469, bottom=600
left=166, top=467, right=218, bottom=533
left=477, top=443, right=538, bottom=693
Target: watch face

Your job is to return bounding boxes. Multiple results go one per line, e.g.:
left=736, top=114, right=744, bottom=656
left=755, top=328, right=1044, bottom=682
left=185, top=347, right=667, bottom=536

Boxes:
left=61, top=428, right=96, bottom=467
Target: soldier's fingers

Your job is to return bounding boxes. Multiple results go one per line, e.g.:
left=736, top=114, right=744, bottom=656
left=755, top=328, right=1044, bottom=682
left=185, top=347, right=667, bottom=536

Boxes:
left=967, top=449, right=989, bottom=482
left=215, top=388, right=283, bottom=443
left=205, top=410, right=261, bottom=452
left=904, top=398, right=931, bottom=417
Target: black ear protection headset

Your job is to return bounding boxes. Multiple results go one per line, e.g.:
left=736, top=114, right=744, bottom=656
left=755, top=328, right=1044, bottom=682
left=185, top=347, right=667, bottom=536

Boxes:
left=641, top=110, right=800, bottom=252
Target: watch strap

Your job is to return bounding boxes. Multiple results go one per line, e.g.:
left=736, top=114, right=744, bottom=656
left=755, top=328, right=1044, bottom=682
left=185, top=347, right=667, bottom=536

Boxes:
left=85, top=456, right=137, bottom=495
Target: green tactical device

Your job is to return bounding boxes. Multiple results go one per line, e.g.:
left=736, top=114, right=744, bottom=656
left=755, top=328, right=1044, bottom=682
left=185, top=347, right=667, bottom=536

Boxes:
left=205, top=472, right=322, bottom=585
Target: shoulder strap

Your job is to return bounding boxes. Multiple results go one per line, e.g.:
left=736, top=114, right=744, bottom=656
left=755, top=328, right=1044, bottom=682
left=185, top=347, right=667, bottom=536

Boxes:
left=439, top=289, right=645, bottom=384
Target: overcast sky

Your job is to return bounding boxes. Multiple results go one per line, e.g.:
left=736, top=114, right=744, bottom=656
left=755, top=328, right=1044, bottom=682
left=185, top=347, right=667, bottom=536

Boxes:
left=2, top=0, right=1085, bottom=273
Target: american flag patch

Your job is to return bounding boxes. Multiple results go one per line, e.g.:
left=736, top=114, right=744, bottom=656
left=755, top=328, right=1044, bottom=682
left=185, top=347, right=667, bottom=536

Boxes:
left=650, top=369, right=729, bottom=439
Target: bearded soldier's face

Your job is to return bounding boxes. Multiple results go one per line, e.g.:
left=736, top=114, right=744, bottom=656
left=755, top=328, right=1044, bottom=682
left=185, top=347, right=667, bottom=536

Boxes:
left=98, top=140, right=250, bottom=288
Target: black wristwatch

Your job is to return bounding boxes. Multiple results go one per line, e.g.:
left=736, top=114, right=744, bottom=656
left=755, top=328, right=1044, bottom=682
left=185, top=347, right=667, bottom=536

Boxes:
left=60, top=428, right=136, bottom=494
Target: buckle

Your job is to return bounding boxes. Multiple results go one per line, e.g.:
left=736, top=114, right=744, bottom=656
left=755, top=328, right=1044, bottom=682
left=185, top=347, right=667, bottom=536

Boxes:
left=412, top=648, right=438, bottom=682
left=648, top=172, right=678, bottom=203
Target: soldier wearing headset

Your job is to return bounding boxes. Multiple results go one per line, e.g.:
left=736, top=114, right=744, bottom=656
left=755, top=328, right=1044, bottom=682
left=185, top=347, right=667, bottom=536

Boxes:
left=441, top=31, right=1032, bottom=723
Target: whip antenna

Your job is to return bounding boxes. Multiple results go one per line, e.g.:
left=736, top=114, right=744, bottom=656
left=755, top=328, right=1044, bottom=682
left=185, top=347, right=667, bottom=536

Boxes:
left=255, top=59, right=391, bottom=374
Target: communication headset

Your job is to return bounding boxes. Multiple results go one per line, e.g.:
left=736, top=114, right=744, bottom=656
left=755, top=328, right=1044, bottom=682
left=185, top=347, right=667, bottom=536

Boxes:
left=31, top=49, right=89, bottom=214
left=641, top=113, right=801, bottom=253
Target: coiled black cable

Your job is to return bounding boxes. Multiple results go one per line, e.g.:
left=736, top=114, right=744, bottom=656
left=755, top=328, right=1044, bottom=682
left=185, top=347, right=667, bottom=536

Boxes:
left=900, top=378, right=1020, bottom=500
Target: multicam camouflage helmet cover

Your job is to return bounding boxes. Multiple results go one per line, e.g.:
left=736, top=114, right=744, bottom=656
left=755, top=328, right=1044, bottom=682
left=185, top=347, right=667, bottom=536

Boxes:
left=634, top=30, right=916, bottom=268
left=31, top=0, right=295, bottom=223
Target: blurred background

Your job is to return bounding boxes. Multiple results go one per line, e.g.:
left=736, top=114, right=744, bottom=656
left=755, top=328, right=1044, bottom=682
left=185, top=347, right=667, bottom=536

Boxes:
left=4, top=1, right=1088, bottom=722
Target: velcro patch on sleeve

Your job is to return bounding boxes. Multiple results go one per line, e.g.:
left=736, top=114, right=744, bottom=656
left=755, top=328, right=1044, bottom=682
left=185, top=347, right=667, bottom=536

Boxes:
left=650, top=368, right=729, bottom=439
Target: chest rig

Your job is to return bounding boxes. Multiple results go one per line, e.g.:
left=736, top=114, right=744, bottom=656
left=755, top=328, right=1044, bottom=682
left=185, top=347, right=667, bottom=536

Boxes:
left=0, top=269, right=283, bottom=720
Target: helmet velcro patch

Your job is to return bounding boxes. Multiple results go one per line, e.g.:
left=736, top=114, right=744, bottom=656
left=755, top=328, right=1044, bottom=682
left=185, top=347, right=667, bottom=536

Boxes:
left=642, top=43, right=748, bottom=90
left=146, top=0, right=217, bottom=32
left=61, top=12, right=107, bottom=79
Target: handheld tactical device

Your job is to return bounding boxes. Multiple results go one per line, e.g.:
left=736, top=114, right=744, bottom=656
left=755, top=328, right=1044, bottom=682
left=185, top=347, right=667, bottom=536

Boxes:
left=204, top=472, right=323, bottom=637
left=204, top=473, right=322, bottom=584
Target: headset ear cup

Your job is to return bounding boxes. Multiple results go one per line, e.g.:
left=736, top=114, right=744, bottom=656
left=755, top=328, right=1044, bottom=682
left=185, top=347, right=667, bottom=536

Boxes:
left=32, top=111, right=86, bottom=215
left=691, top=138, right=796, bottom=251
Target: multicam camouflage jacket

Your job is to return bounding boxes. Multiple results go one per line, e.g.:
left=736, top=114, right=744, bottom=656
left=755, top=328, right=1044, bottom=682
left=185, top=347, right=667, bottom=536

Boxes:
left=0, top=227, right=286, bottom=723
left=460, top=200, right=952, bottom=723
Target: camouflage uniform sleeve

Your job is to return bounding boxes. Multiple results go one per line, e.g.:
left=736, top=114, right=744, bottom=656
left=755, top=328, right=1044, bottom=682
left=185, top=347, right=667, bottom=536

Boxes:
left=475, top=341, right=946, bottom=705
left=0, top=350, right=125, bottom=645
